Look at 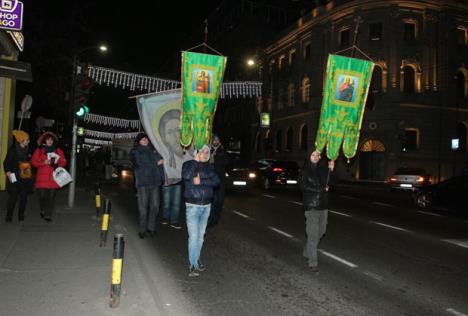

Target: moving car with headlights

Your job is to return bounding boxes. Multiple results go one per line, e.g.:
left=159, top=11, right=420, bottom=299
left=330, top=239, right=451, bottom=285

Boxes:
left=388, top=168, right=431, bottom=191
left=414, top=176, right=468, bottom=213
left=225, top=163, right=257, bottom=191
left=256, top=159, right=299, bottom=190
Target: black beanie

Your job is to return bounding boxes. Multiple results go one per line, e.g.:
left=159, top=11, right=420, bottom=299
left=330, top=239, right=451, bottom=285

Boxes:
left=135, top=132, right=148, bottom=144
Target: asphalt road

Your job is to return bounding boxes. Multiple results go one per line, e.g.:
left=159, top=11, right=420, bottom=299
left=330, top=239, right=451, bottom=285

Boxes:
left=105, top=178, right=468, bottom=316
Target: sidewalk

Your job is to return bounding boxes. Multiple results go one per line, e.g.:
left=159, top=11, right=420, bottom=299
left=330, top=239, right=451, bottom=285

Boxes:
left=0, top=185, right=164, bottom=316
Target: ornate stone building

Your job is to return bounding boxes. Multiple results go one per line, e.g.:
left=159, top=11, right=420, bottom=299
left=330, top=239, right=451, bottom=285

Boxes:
left=255, top=0, right=468, bottom=182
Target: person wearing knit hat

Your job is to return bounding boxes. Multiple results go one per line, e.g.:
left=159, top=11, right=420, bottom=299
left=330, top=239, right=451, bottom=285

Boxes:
left=31, top=131, right=67, bottom=222
left=12, top=129, right=30, bottom=144
left=3, top=130, right=33, bottom=222
left=182, top=144, right=220, bottom=277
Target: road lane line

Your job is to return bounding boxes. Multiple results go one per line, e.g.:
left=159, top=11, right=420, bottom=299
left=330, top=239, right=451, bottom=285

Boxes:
left=318, top=250, right=358, bottom=268
left=441, top=239, right=468, bottom=249
left=289, top=200, right=303, bottom=206
left=232, top=210, right=250, bottom=219
left=329, top=210, right=352, bottom=217
left=446, top=308, right=468, bottom=316
left=363, top=271, right=384, bottom=282
left=341, top=195, right=357, bottom=200
left=268, top=226, right=294, bottom=238
left=372, top=201, right=394, bottom=207
left=418, top=211, right=444, bottom=217
left=371, top=221, right=411, bottom=232
left=263, top=194, right=276, bottom=199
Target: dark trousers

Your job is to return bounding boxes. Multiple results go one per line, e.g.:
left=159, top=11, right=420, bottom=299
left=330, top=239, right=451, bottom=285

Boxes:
left=38, top=189, right=56, bottom=218
left=137, top=186, right=160, bottom=234
left=209, top=181, right=225, bottom=225
left=303, top=210, right=328, bottom=267
left=6, top=186, right=28, bottom=220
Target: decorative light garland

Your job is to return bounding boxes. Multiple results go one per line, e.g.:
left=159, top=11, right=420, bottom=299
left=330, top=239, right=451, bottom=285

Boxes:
left=84, top=138, right=113, bottom=146
left=84, top=113, right=140, bottom=129
left=87, top=65, right=262, bottom=98
left=84, top=129, right=140, bottom=140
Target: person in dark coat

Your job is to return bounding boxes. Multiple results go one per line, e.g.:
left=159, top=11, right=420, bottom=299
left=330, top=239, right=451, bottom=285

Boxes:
left=31, top=132, right=67, bottom=222
left=129, top=133, right=164, bottom=239
left=300, top=149, right=334, bottom=272
left=3, top=130, right=34, bottom=222
left=182, top=145, right=220, bottom=277
left=208, top=134, right=227, bottom=227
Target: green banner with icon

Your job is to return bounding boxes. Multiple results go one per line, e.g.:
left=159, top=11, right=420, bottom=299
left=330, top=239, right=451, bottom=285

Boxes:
left=315, top=54, right=374, bottom=160
left=180, top=51, right=227, bottom=150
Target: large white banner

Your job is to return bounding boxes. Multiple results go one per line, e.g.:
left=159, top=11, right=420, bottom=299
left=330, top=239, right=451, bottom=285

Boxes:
left=136, top=89, right=193, bottom=185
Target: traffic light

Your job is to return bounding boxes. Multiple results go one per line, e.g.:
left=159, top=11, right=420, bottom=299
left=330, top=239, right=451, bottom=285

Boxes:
left=74, top=75, right=93, bottom=118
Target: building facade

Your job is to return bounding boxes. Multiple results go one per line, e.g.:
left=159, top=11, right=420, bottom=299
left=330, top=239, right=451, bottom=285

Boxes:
left=255, top=0, right=468, bottom=182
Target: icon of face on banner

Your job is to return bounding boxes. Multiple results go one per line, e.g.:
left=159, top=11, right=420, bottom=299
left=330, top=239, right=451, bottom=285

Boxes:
left=158, top=109, right=183, bottom=157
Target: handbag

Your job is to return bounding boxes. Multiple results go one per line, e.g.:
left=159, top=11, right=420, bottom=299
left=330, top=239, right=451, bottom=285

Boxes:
left=53, top=167, right=73, bottom=187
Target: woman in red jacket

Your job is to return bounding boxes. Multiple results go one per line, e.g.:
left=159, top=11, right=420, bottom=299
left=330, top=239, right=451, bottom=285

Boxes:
left=31, top=132, right=66, bottom=222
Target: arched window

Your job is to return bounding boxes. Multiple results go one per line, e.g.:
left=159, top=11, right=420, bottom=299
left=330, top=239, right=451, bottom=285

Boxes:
left=301, top=77, right=311, bottom=103
left=456, top=122, right=467, bottom=152
left=286, top=127, right=293, bottom=151
left=300, top=124, right=308, bottom=150
left=276, top=130, right=282, bottom=152
left=288, top=82, right=295, bottom=107
left=455, top=71, right=466, bottom=99
left=371, top=66, right=383, bottom=93
left=403, top=66, right=415, bottom=93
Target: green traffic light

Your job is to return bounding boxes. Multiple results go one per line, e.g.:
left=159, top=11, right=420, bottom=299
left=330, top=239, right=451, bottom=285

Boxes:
left=75, top=105, right=89, bottom=117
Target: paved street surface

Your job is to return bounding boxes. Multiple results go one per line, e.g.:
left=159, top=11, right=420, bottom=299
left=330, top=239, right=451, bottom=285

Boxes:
left=1, top=176, right=468, bottom=316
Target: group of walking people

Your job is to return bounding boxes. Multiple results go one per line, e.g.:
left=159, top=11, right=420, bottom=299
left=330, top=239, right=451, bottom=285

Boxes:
left=129, top=132, right=226, bottom=277
left=3, top=130, right=66, bottom=223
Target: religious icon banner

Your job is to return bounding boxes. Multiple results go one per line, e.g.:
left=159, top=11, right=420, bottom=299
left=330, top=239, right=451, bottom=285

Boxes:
left=136, top=89, right=194, bottom=185
left=315, top=54, right=374, bottom=160
left=180, top=51, right=227, bottom=150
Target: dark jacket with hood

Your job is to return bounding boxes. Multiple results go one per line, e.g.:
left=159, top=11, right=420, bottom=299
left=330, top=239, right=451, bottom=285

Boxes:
left=299, top=151, right=329, bottom=211
left=182, top=149, right=220, bottom=205
left=129, top=144, right=164, bottom=187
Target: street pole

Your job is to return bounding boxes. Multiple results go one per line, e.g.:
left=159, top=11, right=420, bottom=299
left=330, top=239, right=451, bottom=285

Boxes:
left=68, top=55, right=78, bottom=208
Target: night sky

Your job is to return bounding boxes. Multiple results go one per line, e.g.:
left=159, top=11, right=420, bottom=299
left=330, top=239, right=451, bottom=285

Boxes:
left=16, top=0, right=225, bottom=126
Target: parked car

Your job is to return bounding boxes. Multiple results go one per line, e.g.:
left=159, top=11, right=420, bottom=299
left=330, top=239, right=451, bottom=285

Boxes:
left=414, top=176, right=468, bottom=213
left=256, top=159, right=300, bottom=190
left=388, top=168, right=431, bottom=191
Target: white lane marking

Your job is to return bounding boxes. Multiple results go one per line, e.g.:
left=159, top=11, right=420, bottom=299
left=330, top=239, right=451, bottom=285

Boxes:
left=289, top=200, right=303, bottom=206
left=268, top=226, right=294, bottom=238
left=372, top=201, right=393, bottom=207
left=418, top=211, right=444, bottom=217
left=329, top=210, right=352, bottom=217
left=232, top=210, right=250, bottom=219
left=263, top=194, right=276, bottom=199
left=318, top=250, right=358, bottom=268
left=341, top=195, right=357, bottom=200
left=363, top=271, right=384, bottom=282
left=446, top=308, right=468, bottom=316
left=442, top=239, right=468, bottom=249
left=371, top=221, right=411, bottom=232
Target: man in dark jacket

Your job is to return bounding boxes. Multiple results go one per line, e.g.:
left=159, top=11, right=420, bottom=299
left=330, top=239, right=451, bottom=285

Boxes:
left=300, top=150, right=334, bottom=272
left=182, top=145, right=220, bottom=277
left=208, top=134, right=227, bottom=227
left=130, top=133, right=164, bottom=239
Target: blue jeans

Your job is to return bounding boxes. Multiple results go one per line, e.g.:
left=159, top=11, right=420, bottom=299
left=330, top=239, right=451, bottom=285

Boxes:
left=185, top=203, right=211, bottom=269
left=162, top=184, right=182, bottom=225
left=137, top=186, right=160, bottom=234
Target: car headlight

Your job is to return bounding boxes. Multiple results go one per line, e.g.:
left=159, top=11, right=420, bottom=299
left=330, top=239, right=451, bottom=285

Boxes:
left=249, top=172, right=256, bottom=179
left=225, top=172, right=229, bottom=177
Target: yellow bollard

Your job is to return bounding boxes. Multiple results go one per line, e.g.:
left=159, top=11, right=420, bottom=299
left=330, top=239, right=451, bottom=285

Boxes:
left=99, top=199, right=111, bottom=247
left=110, top=234, right=125, bottom=308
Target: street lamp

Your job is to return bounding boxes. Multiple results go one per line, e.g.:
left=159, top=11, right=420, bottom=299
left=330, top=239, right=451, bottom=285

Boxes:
left=68, top=44, right=107, bottom=208
left=247, top=58, right=255, bottom=67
